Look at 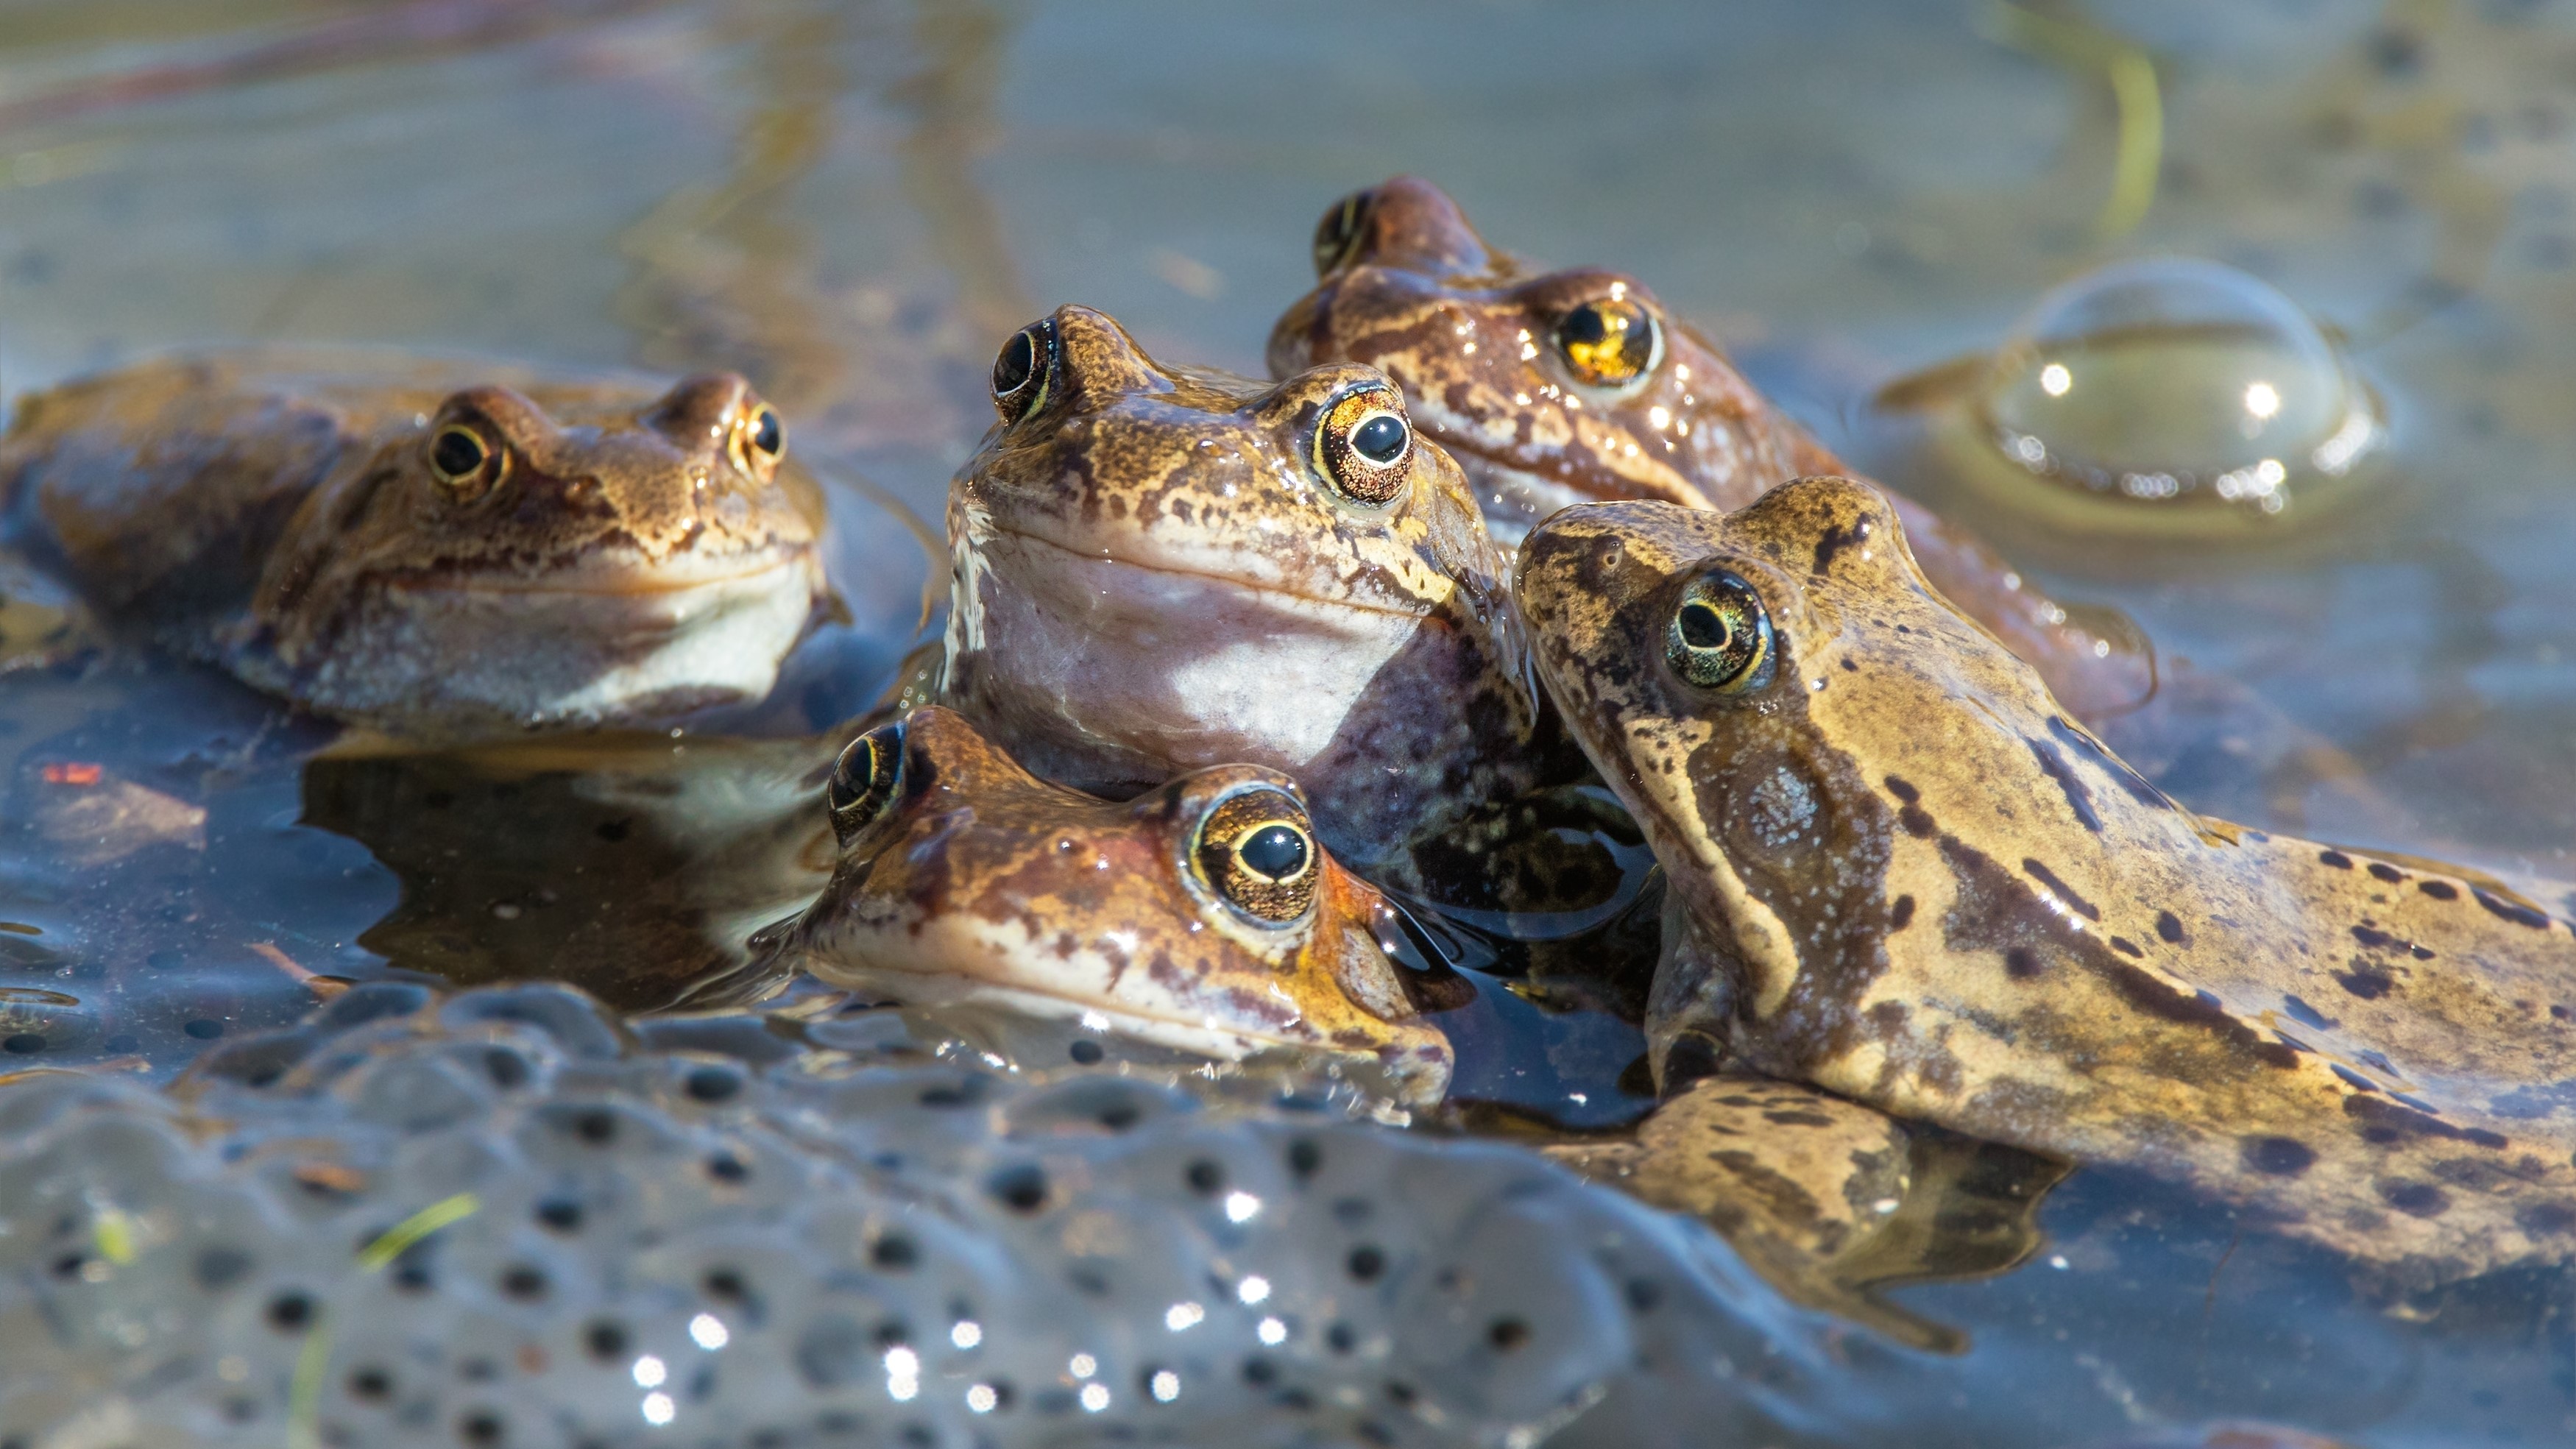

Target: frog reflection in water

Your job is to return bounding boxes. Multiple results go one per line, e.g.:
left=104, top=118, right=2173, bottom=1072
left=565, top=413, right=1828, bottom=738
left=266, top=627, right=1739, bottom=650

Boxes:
left=1269, top=176, right=2151, bottom=726
left=0, top=351, right=828, bottom=737
left=754, top=704, right=1456, bottom=1107
left=1519, top=475, right=2576, bottom=1282
left=938, top=305, right=1583, bottom=888
left=300, top=729, right=843, bottom=1013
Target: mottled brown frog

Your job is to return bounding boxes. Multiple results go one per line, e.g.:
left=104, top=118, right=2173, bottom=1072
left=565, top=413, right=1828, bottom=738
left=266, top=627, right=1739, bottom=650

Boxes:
left=1518, top=475, right=2576, bottom=1283
left=751, top=704, right=1454, bottom=1107
left=938, top=304, right=1581, bottom=885
left=1270, top=177, right=2151, bottom=725
left=1, top=350, right=827, bottom=737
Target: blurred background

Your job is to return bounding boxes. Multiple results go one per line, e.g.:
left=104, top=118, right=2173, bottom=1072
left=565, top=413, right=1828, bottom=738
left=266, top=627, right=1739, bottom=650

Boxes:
left=7, top=0, right=2573, bottom=861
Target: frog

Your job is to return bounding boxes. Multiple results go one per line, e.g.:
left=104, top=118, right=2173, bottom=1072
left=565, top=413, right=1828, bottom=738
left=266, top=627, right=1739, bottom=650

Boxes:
left=1267, top=175, right=2154, bottom=728
left=1515, top=472, right=2576, bottom=1283
left=757, top=702, right=2056, bottom=1322
left=749, top=703, right=1457, bottom=1108
left=0, top=349, right=829, bottom=738
left=937, top=302, right=1588, bottom=890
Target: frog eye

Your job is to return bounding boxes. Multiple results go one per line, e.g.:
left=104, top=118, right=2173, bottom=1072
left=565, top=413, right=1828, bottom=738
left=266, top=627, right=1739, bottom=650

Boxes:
left=1192, top=787, right=1319, bottom=926
left=1554, top=295, right=1662, bottom=391
left=991, top=319, right=1057, bottom=422
left=1312, top=187, right=1375, bottom=276
left=827, top=721, right=905, bottom=847
left=729, top=403, right=786, bottom=476
left=1311, top=385, right=1413, bottom=507
left=428, top=422, right=506, bottom=500
left=1666, top=569, right=1776, bottom=693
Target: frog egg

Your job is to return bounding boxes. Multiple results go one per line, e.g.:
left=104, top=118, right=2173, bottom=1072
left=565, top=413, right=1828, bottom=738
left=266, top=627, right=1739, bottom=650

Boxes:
left=1965, top=257, right=2382, bottom=534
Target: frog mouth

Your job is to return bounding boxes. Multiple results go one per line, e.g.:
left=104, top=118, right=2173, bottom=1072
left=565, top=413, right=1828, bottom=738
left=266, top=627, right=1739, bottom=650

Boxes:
left=780, top=949, right=1343, bottom=1060
left=388, top=543, right=821, bottom=600
left=981, top=522, right=1437, bottom=622
left=762, top=891, right=1349, bottom=1059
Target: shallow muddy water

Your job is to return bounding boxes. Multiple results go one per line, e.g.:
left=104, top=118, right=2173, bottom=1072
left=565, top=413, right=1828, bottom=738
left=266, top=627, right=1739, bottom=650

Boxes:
left=0, top=1, right=2572, bottom=1444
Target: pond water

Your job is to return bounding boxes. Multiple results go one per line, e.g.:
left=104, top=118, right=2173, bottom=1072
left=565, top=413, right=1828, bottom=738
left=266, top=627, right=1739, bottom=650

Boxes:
left=1, top=1, right=2573, bottom=1444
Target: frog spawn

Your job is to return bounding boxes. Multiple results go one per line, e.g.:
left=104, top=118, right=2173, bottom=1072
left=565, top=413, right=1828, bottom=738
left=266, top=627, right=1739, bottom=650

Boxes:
left=0, top=981, right=1868, bottom=1448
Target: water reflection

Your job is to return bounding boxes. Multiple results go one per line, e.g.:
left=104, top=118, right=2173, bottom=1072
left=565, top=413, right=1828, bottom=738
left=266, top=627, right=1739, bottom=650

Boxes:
left=1543, top=1076, right=2072, bottom=1356
left=300, top=729, right=844, bottom=1011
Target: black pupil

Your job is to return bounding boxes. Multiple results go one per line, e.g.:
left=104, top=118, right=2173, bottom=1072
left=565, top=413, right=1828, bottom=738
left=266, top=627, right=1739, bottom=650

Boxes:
left=832, top=736, right=892, bottom=809
left=828, top=745, right=871, bottom=810
left=1351, top=414, right=1406, bottom=465
left=433, top=428, right=485, bottom=478
left=749, top=409, right=781, bottom=456
left=1677, top=600, right=1733, bottom=651
left=1560, top=305, right=1610, bottom=346
left=1315, top=191, right=1369, bottom=270
left=1237, top=824, right=1309, bottom=882
left=993, top=330, right=1036, bottom=397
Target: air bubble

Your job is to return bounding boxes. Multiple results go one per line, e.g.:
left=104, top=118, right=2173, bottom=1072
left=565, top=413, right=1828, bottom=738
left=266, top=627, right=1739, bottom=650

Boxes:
left=1945, top=257, right=2384, bottom=537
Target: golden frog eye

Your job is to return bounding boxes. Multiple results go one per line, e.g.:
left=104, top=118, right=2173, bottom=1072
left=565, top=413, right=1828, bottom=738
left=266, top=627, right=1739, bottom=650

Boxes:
left=1311, top=385, right=1412, bottom=507
left=991, top=319, right=1056, bottom=422
left=827, top=721, right=905, bottom=847
left=1193, top=788, right=1318, bottom=926
left=1666, top=568, right=1775, bottom=693
left=428, top=422, right=505, bottom=500
left=1312, top=187, right=1374, bottom=276
left=729, top=403, right=786, bottom=476
left=1554, top=295, right=1661, bottom=390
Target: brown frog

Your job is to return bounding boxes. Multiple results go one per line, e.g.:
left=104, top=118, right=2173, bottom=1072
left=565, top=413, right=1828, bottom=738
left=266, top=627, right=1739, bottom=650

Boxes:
left=1269, top=176, right=2151, bottom=726
left=750, top=704, right=1455, bottom=1107
left=937, top=304, right=1581, bottom=885
left=758, top=704, right=2049, bottom=1321
left=0, top=350, right=828, bottom=737
left=1517, top=475, right=2576, bottom=1283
